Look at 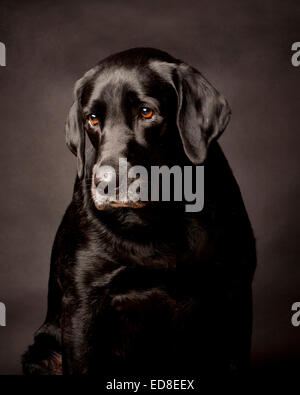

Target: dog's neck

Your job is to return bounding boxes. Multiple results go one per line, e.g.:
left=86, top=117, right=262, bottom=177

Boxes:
left=73, top=177, right=187, bottom=241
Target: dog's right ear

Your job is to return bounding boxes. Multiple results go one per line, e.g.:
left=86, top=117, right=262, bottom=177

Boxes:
left=65, top=99, right=85, bottom=178
left=65, top=68, right=97, bottom=179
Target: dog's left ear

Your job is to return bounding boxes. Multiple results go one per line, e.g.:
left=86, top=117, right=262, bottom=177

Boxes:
left=176, top=63, right=231, bottom=164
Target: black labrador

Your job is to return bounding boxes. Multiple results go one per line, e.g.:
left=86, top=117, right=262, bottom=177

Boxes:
left=22, top=48, right=256, bottom=376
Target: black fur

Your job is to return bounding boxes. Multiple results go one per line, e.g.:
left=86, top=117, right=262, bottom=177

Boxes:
left=22, top=48, right=256, bottom=376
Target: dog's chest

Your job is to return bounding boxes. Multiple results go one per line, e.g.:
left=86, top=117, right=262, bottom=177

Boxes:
left=76, top=217, right=214, bottom=301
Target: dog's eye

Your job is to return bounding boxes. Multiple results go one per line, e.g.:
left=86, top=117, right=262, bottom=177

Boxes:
left=140, top=107, right=153, bottom=119
left=88, top=114, right=99, bottom=127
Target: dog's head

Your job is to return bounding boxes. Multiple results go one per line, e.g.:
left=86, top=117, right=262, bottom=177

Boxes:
left=65, top=48, right=231, bottom=209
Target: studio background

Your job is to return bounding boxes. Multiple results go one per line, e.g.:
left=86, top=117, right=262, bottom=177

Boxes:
left=0, top=0, right=299, bottom=375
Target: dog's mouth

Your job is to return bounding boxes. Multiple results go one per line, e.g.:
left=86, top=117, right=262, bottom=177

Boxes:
left=95, top=201, right=148, bottom=210
left=91, top=184, right=149, bottom=210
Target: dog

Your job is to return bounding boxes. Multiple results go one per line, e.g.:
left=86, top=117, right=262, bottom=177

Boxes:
left=22, top=48, right=256, bottom=376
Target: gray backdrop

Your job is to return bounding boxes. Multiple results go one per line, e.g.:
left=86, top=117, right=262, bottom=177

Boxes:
left=0, top=0, right=299, bottom=375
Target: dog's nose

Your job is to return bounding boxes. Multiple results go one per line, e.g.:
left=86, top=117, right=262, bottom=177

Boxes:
left=94, top=169, right=115, bottom=187
left=94, top=165, right=118, bottom=195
